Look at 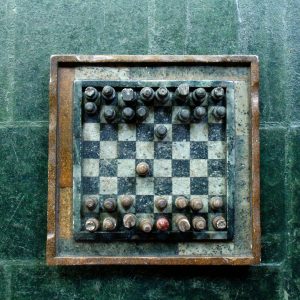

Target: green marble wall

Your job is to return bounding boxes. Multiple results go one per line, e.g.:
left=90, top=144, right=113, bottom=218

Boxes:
left=0, top=0, right=299, bottom=299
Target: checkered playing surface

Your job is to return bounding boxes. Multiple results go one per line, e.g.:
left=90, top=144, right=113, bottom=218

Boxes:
left=80, top=92, right=227, bottom=234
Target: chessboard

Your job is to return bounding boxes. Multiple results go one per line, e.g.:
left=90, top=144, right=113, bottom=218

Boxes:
left=73, top=80, right=235, bottom=242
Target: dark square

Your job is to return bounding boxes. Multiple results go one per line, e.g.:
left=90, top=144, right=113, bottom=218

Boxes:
left=154, top=107, right=172, bottom=123
left=208, top=123, right=226, bottom=141
left=190, top=142, right=208, bottom=159
left=82, top=177, right=99, bottom=194
left=208, top=159, right=226, bottom=177
left=154, top=177, right=172, bottom=195
left=100, top=124, right=118, bottom=141
left=118, top=177, right=136, bottom=195
left=154, top=142, right=172, bottom=159
left=135, top=196, right=154, bottom=213
left=82, top=141, right=99, bottom=159
left=136, top=124, right=154, bottom=141
left=191, top=177, right=208, bottom=195
left=118, top=141, right=136, bottom=159
left=136, top=159, right=154, bottom=176
left=83, top=112, right=100, bottom=123
left=172, top=124, right=190, bottom=141
left=172, top=160, right=190, bottom=177
left=99, top=159, right=117, bottom=176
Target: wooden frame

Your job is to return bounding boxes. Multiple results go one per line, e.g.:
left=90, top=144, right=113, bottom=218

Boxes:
left=47, top=55, right=260, bottom=265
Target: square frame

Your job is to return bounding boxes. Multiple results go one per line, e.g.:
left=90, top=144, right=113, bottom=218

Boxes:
left=47, top=55, right=260, bottom=265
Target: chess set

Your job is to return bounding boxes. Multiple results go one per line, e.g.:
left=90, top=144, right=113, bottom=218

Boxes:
left=73, top=80, right=235, bottom=242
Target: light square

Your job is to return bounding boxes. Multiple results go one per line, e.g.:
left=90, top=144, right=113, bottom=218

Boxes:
left=117, top=159, right=136, bottom=177
left=83, top=123, right=100, bottom=141
left=82, top=159, right=99, bottom=177
left=172, top=142, right=190, bottom=159
left=136, top=177, right=154, bottom=195
left=100, top=141, right=118, bottom=159
left=136, top=142, right=154, bottom=159
left=99, top=177, right=118, bottom=194
left=153, top=159, right=172, bottom=177
left=208, top=177, right=226, bottom=195
left=208, top=141, right=226, bottom=159
left=118, top=123, right=136, bottom=141
left=172, top=177, right=190, bottom=195
left=190, top=122, right=208, bottom=141
left=153, top=195, right=172, bottom=213
left=190, top=159, right=208, bottom=177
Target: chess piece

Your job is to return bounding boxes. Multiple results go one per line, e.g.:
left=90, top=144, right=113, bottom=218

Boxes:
left=154, top=125, right=168, bottom=139
left=210, top=196, right=224, bottom=210
left=120, top=195, right=134, bottom=209
left=191, top=88, right=207, bottom=105
left=103, top=217, right=117, bottom=231
left=175, top=197, right=188, bottom=209
left=175, top=215, right=191, bottom=232
left=123, top=213, right=137, bottom=229
left=155, top=87, right=170, bottom=104
left=192, top=216, right=206, bottom=230
left=155, top=197, right=168, bottom=211
left=85, top=218, right=99, bottom=232
left=190, top=198, right=203, bottom=211
left=121, top=88, right=137, bottom=106
left=212, top=106, right=226, bottom=119
left=136, top=106, right=149, bottom=121
left=177, top=108, right=190, bottom=123
left=193, top=106, right=206, bottom=120
left=122, top=107, right=135, bottom=122
left=85, top=197, right=97, bottom=210
left=212, top=216, right=227, bottom=230
left=139, top=218, right=153, bottom=233
left=104, top=107, right=117, bottom=122
left=136, top=162, right=149, bottom=176
left=84, top=102, right=97, bottom=115
left=102, top=85, right=116, bottom=103
left=103, top=198, right=117, bottom=212
left=211, top=87, right=225, bottom=101
left=84, top=86, right=99, bottom=102
left=175, top=83, right=189, bottom=104
left=156, top=217, right=169, bottom=231
left=140, top=87, right=155, bottom=103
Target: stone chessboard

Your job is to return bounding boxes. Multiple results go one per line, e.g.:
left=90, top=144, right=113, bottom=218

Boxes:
left=72, top=80, right=235, bottom=242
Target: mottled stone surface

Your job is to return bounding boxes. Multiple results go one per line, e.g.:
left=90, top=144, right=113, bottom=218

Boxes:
left=0, top=0, right=298, bottom=298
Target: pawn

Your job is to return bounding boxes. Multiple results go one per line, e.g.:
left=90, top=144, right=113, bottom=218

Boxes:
left=155, top=87, right=170, bottom=104
left=103, top=198, right=116, bottom=212
left=212, top=106, right=226, bottom=119
left=154, top=125, right=168, bottom=139
left=155, top=197, right=168, bottom=211
left=122, top=107, right=135, bottom=122
left=211, top=87, right=225, bottom=101
left=139, top=218, right=153, bottom=233
left=175, top=197, right=188, bottom=209
left=102, top=217, right=117, bottom=231
left=190, top=198, right=203, bottom=211
left=104, top=107, right=116, bottom=122
left=136, top=106, right=149, bottom=122
left=140, top=87, right=155, bottom=103
left=191, top=88, right=207, bottom=105
left=210, top=196, right=224, bottom=210
left=84, top=102, right=97, bottom=115
left=177, top=108, right=190, bottom=123
left=156, top=217, right=169, bottom=231
left=175, top=83, right=189, bottom=104
left=193, top=106, right=206, bottom=120
left=123, top=213, right=137, bottom=229
left=120, top=195, right=134, bottom=209
left=175, top=215, right=191, bottom=232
